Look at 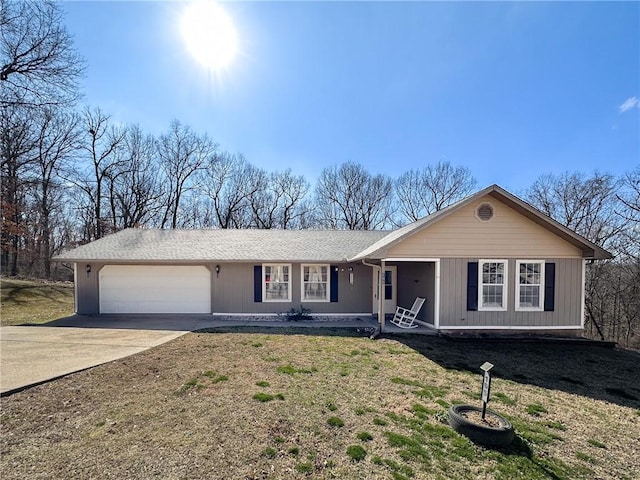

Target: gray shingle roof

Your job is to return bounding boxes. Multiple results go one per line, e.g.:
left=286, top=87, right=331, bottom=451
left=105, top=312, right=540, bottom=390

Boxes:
left=53, top=228, right=391, bottom=263
left=53, top=185, right=613, bottom=264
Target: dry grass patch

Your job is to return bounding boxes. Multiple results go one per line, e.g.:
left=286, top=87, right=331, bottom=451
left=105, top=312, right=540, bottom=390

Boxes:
left=1, top=328, right=639, bottom=480
left=0, top=278, right=74, bottom=326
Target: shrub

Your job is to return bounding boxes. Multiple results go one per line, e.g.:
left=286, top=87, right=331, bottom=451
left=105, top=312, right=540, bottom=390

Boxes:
left=285, top=305, right=312, bottom=321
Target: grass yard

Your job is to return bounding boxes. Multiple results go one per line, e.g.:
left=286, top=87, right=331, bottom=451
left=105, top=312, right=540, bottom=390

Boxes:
left=0, top=278, right=74, bottom=326
left=1, top=327, right=639, bottom=480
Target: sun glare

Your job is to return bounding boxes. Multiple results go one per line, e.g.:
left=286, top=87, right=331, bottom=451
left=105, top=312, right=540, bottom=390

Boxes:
left=181, top=1, right=238, bottom=70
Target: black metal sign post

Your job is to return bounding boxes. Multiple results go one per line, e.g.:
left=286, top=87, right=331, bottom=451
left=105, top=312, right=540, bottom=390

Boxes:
left=480, top=362, right=494, bottom=420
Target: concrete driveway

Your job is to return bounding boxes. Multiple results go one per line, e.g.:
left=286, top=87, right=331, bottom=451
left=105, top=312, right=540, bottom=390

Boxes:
left=0, top=325, right=187, bottom=395
left=0, top=314, right=377, bottom=395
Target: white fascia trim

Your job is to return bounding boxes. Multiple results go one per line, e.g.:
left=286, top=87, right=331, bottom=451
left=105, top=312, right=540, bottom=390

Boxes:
left=438, top=325, right=583, bottom=330
left=581, top=259, right=586, bottom=328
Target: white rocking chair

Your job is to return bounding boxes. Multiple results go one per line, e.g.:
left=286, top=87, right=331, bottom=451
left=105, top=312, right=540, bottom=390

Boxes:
left=390, top=297, right=426, bottom=329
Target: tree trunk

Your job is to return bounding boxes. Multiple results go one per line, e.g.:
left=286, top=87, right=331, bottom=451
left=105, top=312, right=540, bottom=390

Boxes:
left=585, top=303, right=606, bottom=341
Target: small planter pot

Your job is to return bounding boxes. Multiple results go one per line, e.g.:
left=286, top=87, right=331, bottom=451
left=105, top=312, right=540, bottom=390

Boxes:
left=448, top=404, right=515, bottom=448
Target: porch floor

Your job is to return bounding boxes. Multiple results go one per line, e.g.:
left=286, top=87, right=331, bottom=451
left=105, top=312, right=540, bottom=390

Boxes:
left=382, top=322, right=438, bottom=335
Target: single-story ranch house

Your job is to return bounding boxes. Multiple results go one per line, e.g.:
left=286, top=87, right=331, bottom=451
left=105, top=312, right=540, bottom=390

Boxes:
left=54, top=185, right=611, bottom=334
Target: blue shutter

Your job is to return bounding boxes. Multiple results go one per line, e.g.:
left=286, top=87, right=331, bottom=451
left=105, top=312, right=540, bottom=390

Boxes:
left=330, top=265, right=339, bottom=303
left=544, top=263, right=555, bottom=311
left=467, top=262, right=478, bottom=311
left=254, top=265, right=262, bottom=302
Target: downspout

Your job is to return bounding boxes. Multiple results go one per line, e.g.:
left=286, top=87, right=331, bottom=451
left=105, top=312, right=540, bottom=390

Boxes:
left=361, top=259, right=384, bottom=333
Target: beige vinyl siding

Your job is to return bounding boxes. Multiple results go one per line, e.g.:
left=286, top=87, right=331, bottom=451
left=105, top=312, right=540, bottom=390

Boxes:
left=439, top=258, right=583, bottom=328
left=211, top=262, right=373, bottom=314
left=386, top=196, right=582, bottom=259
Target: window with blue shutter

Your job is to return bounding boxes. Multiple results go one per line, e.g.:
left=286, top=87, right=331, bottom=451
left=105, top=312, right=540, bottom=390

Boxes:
left=330, top=265, right=339, bottom=303
left=544, top=263, right=555, bottom=312
left=467, top=262, right=478, bottom=311
left=253, top=265, right=262, bottom=302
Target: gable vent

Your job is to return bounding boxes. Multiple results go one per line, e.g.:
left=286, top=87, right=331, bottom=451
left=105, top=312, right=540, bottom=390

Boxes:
left=476, top=203, right=494, bottom=221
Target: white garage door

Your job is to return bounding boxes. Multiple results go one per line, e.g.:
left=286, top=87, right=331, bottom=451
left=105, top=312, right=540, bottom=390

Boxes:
left=99, top=265, right=211, bottom=313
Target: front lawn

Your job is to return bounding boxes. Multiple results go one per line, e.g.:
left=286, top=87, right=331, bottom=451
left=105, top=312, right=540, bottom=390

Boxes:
left=1, top=328, right=638, bottom=479
left=0, top=278, right=74, bottom=326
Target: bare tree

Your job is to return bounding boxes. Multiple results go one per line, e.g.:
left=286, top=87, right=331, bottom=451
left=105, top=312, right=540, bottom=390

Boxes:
left=524, top=171, right=632, bottom=345
left=157, top=120, right=217, bottom=229
left=1, top=0, right=84, bottom=109
left=614, top=167, right=640, bottom=348
left=0, top=106, right=35, bottom=275
left=249, top=169, right=311, bottom=229
left=315, top=162, right=394, bottom=230
left=107, top=125, right=164, bottom=229
left=30, top=107, right=80, bottom=277
left=525, top=171, right=623, bottom=249
left=617, top=166, right=640, bottom=254
left=395, top=162, right=477, bottom=222
left=65, top=107, right=127, bottom=240
left=198, top=152, right=258, bottom=228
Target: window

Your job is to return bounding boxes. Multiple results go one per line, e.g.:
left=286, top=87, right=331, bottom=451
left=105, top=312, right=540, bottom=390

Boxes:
left=479, top=260, right=507, bottom=311
left=516, top=260, right=545, bottom=311
left=263, top=264, right=291, bottom=302
left=301, top=264, right=329, bottom=302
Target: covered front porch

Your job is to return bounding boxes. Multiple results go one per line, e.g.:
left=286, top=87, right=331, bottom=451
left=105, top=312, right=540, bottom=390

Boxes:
left=365, top=258, right=440, bottom=333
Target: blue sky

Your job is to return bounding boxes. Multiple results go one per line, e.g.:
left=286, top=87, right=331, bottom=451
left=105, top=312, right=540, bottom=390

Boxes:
left=63, top=1, right=639, bottom=192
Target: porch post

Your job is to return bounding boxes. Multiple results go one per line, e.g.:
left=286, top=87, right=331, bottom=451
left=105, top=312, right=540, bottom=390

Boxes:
left=379, top=260, right=386, bottom=332
left=73, top=263, right=78, bottom=314
left=434, top=259, right=440, bottom=329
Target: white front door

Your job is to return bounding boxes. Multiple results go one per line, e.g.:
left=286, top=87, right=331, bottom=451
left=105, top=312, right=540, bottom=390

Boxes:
left=372, top=266, right=397, bottom=315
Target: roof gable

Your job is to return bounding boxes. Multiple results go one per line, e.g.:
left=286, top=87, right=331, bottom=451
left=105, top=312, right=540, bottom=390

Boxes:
left=350, top=185, right=612, bottom=260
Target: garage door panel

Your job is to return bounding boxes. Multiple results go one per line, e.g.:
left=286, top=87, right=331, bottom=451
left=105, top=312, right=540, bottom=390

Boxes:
left=99, top=265, right=211, bottom=313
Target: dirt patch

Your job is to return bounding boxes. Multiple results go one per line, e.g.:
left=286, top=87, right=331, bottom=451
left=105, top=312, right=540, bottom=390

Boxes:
left=460, top=409, right=503, bottom=428
left=1, top=328, right=638, bottom=479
